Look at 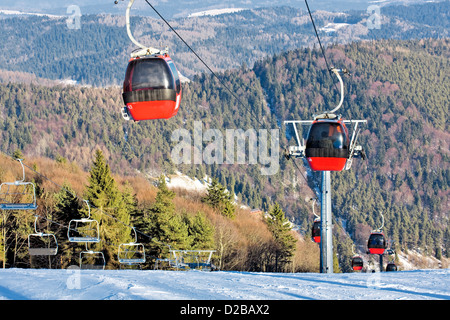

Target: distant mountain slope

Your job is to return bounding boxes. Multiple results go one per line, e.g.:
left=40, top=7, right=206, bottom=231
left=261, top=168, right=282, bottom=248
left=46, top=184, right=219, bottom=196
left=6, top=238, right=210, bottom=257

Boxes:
left=0, top=0, right=435, bottom=17
left=0, top=38, right=448, bottom=270
left=0, top=2, right=448, bottom=85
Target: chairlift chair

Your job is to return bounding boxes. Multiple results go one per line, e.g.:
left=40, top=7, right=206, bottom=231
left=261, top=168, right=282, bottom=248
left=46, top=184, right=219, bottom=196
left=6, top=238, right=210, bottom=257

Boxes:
left=118, top=227, right=146, bottom=265
left=67, top=200, right=100, bottom=243
left=28, top=215, right=58, bottom=256
left=80, top=247, right=106, bottom=270
left=0, top=159, right=38, bottom=210
left=170, top=250, right=216, bottom=271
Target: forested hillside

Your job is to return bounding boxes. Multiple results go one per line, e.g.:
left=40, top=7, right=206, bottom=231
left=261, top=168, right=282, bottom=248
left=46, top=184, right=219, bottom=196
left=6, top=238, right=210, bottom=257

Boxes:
left=254, top=39, right=449, bottom=269
left=0, top=2, right=448, bottom=84
left=0, top=151, right=318, bottom=271
left=0, top=37, right=448, bottom=271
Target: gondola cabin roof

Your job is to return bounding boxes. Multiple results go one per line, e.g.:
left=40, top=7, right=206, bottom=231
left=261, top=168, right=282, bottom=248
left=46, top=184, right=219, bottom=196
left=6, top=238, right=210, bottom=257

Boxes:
left=122, top=54, right=181, bottom=121
left=305, top=115, right=350, bottom=171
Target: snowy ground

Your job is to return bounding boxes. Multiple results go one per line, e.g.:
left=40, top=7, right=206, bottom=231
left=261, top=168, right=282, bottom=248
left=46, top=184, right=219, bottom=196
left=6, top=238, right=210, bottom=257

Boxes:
left=0, top=268, right=448, bottom=301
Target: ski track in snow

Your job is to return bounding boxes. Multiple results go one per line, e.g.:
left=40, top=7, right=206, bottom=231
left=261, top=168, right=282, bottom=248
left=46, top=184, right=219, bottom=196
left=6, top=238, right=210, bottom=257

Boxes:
left=0, top=268, right=448, bottom=300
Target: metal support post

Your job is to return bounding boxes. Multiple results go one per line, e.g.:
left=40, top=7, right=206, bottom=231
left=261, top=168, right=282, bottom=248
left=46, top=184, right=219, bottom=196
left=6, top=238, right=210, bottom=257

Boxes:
left=320, top=171, right=333, bottom=273
left=379, top=254, right=383, bottom=272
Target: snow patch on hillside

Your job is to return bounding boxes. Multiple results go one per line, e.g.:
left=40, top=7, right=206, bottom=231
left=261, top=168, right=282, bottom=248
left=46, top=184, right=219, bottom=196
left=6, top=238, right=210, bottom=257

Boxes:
left=165, top=171, right=209, bottom=194
left=188, top=8, right=246, bottom=18
left=319, top=22, right=350, bottom=33
left=398, top=249, right=445, bottom=270
left=0, top=9, right=62, bottom=19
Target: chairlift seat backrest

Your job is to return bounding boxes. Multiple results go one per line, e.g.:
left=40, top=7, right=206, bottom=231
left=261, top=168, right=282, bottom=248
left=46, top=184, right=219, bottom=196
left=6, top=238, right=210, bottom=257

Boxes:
left=118, top=242, right=146, bottom=264
left=68, top=218, right=100, bottom=243
left=29, top=248, right=57, bottom=255
left=0, top=181, right=38, bottom=210
left=28, top=233, right=58, bottom=256
left=28, top=216, right=58, bottom=256
left=80, top=250, right=105, bottom=270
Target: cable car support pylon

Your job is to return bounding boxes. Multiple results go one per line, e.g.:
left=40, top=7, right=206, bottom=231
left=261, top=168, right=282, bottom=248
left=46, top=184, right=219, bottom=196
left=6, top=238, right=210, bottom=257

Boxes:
left=284, top=68, right=367, bottom=273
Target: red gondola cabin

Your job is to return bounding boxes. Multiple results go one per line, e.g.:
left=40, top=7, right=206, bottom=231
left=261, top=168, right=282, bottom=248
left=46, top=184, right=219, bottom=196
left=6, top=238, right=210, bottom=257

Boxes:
left=367, top=231, right=386, bottom=255
left=351, top=255, right=364, bottom=271
left=122, top=54, right=181, bottom=121
left=305, top=116, right=350, bottom=171
left=386, top=262, right=397, bottom=272
left=311, top=218, right=321, bottom=243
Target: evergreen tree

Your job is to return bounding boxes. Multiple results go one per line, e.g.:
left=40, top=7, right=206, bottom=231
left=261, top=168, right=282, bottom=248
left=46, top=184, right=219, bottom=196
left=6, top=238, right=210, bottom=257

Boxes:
left=265, top=203, right=297, bottom=272
left=12, top=149, right=24, bottom=160
left=83, top=150, right=133, bottom=268
left=202, top=178, right=236, bottom=219
left=185, top=211, right=215, bottom=250
left=53, top=182, right=81, bottom=267
left=54, top=182, right=81, bottom=220
left=139, top=176, right=190, bottom=260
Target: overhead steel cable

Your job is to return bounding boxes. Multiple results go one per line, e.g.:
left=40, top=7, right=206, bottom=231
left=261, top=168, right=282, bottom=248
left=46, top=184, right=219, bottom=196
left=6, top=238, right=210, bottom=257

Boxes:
left=140, top=0, right=319, bottom=190
left=140, top=0, right=271, bottom=132
left=304, top=0, right=333, bottom=73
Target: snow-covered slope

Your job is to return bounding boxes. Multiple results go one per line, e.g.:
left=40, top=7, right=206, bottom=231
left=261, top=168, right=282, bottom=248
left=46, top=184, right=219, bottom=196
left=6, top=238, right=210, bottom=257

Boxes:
left=0, top=268, right=448, bottom=301
left=0, top=9, right=61, bottom=18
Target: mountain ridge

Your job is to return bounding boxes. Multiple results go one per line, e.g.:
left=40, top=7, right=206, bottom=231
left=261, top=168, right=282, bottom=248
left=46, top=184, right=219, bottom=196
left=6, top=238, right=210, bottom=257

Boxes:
left=0, top=2, right=448, bottom=84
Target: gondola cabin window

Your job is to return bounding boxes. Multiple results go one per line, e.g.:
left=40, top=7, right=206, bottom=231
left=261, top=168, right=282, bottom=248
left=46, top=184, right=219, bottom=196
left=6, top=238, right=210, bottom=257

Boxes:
left=305, top=120, right=350, bottom=171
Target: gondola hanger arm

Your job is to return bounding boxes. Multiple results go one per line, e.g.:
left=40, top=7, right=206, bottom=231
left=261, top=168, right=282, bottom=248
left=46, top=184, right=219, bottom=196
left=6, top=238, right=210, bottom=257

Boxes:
left=83, top=199, right=92, bottom=220
left=15, top=158, right=26, bottom=184
left=310, top=198, right=319, bottom=219
left=327, top=68, right=347, bottom=115
left=122, top=0, right=167, bottom=57
left=312, top=68, right=349, bottom=119
left=376, top=211, right=385, bottom=231
left=33, top=215, right=43, bottom=236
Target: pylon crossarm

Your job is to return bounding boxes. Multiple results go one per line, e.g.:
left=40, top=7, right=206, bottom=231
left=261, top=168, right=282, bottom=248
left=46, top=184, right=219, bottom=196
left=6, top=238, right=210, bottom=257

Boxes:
left=283, top=120, right=313, bottom=158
